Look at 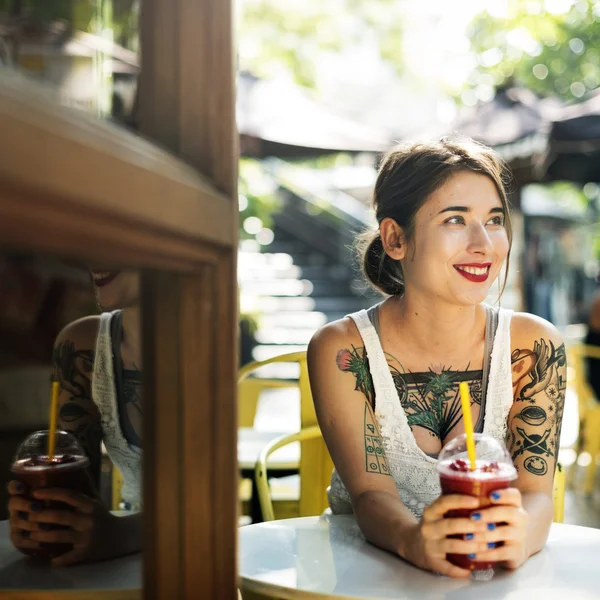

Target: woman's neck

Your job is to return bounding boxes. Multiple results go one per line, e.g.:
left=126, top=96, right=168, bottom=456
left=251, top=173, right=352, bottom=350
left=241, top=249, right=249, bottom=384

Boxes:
left=121, top=304, right=142, bottom=369
left=388, top=293, right=484, bottom=356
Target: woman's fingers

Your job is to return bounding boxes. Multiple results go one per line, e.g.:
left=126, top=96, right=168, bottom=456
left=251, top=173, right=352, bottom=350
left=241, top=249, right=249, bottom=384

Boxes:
left=28, top=509, right=90, bottom=531
left=471, top=541, right=521, bottom=563
left=32, top=488, right=94, bottom=514
left=9, top=528, right=41, bottom=551
left=422, top=494, right=479, bottom=522
left=7, top=495, right=32, bottom=514
left=432, top=517, right=485, bottom=537
left=473, top=505, right=528, bottom=527
left=29, top=528, right=83, bottom=545
left=487, top=487, right=522, bottom=508
left=464, top=525, right=522, bottom=544
left=9, top=514, right=39, bottom=533
left=7, top=480, right=26, bottom=495
left=428, top=557, right=472, bottom=579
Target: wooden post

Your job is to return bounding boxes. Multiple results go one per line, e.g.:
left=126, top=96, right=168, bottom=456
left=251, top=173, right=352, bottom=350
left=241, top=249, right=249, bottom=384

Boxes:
left=140, top=0, right=238, bottom=598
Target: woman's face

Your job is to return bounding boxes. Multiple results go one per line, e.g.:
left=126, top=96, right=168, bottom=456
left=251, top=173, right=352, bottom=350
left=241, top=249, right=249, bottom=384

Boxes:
left=88, top=268, right=140, bottom=311
left=397, top=171, right=510, bottom=306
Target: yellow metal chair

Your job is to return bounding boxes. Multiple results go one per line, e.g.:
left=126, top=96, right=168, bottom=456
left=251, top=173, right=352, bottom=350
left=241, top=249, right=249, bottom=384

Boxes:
left=256, top=428, right=567, bottom=524
left=239, top=352, right=334, bottom=520
left=568, top=344, right=600, bottom=494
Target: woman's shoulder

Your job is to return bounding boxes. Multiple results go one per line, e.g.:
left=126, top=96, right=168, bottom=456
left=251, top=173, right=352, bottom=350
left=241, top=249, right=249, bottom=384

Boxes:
left=55, top=315, right=102, bottom=350
left=308, top=314, right=363, bottom=358
left=509, top=311, right=563, bottom=347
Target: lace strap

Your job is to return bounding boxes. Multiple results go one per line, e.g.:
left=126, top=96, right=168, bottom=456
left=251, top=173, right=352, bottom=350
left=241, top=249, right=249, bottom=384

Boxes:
left=482, top=307, right=514, bottom=439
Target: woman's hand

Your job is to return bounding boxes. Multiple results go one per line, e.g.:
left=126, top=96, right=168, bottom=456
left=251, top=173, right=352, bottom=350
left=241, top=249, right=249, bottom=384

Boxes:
left=7, top=480, right=132, bottom=566
left=403, top=493, right=492, bottom=578
left=465, top=487, right=529, bottom=570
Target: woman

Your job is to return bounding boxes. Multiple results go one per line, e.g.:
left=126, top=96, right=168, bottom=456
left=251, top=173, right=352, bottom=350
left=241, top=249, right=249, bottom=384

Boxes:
left=308, top=138, right=566, bottom=578
left=8, top=268, right=142, bottom=566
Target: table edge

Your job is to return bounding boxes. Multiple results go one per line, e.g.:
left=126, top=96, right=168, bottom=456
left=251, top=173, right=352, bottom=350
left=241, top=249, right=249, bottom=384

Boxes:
left=240, top=576, right=368, bottom=600
left=0, top=590, right=141, bottom=599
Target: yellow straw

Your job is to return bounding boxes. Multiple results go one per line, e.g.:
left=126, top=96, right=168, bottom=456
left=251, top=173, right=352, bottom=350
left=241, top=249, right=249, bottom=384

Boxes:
left=459, top=382, right=477, bottom=471
left=47, top=380, right=60, bottom=462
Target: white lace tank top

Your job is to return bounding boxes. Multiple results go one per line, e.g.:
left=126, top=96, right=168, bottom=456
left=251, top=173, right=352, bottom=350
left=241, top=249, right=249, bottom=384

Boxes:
left=92, top=312, right=142, bottom=510
left=328, top=306, right=514, bottom=518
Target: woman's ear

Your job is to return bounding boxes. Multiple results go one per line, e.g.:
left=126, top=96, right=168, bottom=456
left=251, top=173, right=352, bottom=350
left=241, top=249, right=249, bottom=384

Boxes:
left=380, top=218, right=406, bottom=261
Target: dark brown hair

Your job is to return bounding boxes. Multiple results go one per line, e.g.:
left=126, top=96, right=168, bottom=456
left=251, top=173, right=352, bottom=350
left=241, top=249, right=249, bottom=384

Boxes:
left=359, top=137, right=514, bottom=297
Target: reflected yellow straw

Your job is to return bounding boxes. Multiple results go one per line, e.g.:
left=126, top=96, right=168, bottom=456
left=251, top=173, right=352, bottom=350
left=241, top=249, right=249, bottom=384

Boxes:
left=47, top=380, right=60, bottom=462
left=459, top=381, right=477, bottom=471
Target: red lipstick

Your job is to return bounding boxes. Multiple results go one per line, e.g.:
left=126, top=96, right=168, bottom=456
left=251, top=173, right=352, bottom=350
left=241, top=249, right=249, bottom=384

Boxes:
left=453, top=263, right=491, bottom=283
left=91, top=270, right=121, bottom=288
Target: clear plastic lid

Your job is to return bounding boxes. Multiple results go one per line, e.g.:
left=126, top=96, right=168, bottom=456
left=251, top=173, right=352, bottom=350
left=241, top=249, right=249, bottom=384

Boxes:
left=436, top=433, right=517, bottom=479
left=13, top=430, right=86, bottom=465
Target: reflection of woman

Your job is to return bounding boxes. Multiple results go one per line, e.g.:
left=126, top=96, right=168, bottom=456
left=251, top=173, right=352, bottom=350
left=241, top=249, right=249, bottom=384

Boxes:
left=8, top=268, right=142, bottom=565
left=585, top=288, right=600, bottom=402
left=308, top=139, right=566, bottom=578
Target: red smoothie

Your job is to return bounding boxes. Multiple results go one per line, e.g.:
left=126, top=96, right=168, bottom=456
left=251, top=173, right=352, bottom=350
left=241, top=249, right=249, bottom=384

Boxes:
left=438, top=458, right=517, bottom=570
left=11, top=453, right=96, bottom=559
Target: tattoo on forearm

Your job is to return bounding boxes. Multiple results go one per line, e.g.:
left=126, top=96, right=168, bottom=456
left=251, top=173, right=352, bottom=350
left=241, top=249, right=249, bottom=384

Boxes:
left=509, top=339, right=566, bottom=476
left=364, top=403, right=391, bottom=476
left=53, top=340, right=102, bottom=484
left=336, top=345, right=482, bottom=441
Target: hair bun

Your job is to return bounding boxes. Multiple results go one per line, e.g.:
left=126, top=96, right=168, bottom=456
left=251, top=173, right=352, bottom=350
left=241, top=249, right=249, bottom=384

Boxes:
left=362, top=232, right=405, bottom=297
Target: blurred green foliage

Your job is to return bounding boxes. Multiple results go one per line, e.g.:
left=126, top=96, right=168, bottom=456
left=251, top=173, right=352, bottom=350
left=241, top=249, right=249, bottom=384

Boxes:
left=239, top=0, right=404, bottom=88
left=238, top=159, right=282, bottom=241
left=0, top=1, right=138, bottom=48
left=466, top=0, right=600, bottom=101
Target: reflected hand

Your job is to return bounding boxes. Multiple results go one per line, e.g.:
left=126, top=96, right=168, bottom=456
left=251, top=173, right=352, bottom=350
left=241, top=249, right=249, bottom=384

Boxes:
left=7, top=480, right=44, bottom=554
left=405, top=494, right=492, bottom=578
left=7, top=480, right=123, bottom=566
left=466, top=487, right=529, bottom=570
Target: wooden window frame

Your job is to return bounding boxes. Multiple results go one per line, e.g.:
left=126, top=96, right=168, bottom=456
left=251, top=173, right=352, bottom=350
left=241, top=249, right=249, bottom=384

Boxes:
left=0, top=0, right=238, bottom=598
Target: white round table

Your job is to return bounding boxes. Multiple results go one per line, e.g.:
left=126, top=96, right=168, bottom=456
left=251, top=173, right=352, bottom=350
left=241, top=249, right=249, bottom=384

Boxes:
left=0, top=519, right=141, bottom=598
left=239, top=514, right=600, bottom=599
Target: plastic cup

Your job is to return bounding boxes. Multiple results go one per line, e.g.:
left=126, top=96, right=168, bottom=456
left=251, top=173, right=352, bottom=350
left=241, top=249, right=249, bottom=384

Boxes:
left=10, top=430, right=96, bottom=559
left=436, top=433, right=517, bottom=570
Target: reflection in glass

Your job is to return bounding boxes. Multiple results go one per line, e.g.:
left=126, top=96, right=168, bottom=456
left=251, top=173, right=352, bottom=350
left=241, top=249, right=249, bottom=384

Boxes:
left=0, top=0, right=140, bottom=123
left=0, top=253, right=142, bottom=590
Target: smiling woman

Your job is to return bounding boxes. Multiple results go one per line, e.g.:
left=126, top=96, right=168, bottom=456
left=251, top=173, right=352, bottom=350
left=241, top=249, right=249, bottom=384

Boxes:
left=308, top=137, right=565, bottom=579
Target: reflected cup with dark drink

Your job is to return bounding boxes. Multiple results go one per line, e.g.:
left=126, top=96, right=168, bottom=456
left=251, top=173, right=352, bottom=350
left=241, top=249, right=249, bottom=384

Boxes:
left=436, top=433, right=517, bottom=571
left=11, top=430, right=96, bottom=559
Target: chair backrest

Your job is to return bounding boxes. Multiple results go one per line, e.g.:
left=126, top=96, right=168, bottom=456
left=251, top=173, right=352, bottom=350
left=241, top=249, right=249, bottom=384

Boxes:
left=240, top=351, right=334, bottom=516
left=568, top=344, right=600, bottom=418
left=238, top=378, right=297, bottom=428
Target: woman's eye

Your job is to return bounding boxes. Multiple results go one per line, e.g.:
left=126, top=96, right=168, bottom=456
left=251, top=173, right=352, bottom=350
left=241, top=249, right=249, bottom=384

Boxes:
left=445, top=216, right=465, bottom=225
left=486, top=216, right=505, bottom=226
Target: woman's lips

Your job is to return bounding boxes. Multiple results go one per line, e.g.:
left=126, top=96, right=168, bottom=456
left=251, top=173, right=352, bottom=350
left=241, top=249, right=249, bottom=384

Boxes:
left=453, top=263, right=491, bottom=283
left=91, top=270, right=121, bottom=288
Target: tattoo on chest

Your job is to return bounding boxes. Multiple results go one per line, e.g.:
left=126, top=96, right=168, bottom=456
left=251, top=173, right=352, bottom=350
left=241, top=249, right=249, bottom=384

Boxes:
left=337, top=346, right=482, bottom=442
left=509, top=339, right=567, bottom=476
left=122, top=367, right=143, bottom=445
left=364, top=403, right=391, bottom=476
left=123, top=370, right=143, bottom=416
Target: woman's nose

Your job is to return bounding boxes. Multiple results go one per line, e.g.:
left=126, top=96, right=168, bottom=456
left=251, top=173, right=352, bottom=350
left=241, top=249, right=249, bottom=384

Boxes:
left=467, top=223, right=493, bottom=254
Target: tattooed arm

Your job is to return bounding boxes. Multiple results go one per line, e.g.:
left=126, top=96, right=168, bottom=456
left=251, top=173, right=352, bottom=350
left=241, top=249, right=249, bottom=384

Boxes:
left=308, top=319, right=480, bottom=578
left=53, top=317, right=103, bottom=488
left=473, top=314, right=566, bottom=570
